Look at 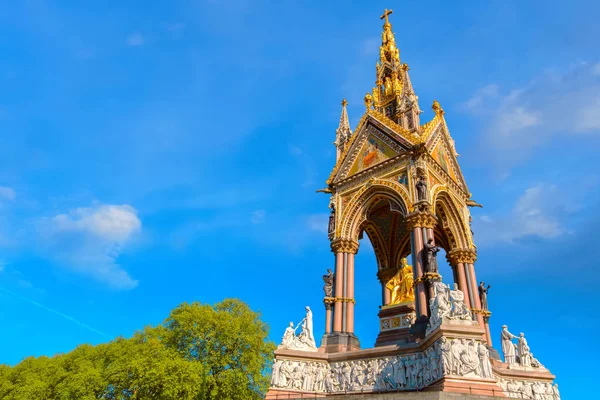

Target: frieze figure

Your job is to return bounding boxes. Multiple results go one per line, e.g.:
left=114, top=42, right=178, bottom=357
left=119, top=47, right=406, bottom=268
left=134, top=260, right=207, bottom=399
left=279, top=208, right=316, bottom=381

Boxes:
left=478, top=281, right=491, bottom=311
left=323, top=269, right=334, bottom=297
left=423, top=238, right=440, bottom=273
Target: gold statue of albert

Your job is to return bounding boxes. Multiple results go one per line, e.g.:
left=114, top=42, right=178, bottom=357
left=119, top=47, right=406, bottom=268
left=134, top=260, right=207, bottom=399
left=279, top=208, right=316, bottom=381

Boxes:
left=386, top=258, right=415, bottom=305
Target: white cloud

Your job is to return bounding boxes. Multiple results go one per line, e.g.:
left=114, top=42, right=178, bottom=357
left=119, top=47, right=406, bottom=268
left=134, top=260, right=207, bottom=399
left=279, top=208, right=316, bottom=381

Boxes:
left=52, top=204, right=141, bottom=242
left=38, top=204, right=141, bottom=290
left=474, top=183, right=570, bottom=245
left=127, top=32, right=145, bottom=47
left=465, top=62, right=600, bottom=173
left=0, top=186, right=15, bottom=201
left=461, top=84, right=498, bottom=112
left=307, top=213, right=329, bottom=234
left=512, top=185, right=563, bottom=239
left=250, top=209, right=266, bottom=224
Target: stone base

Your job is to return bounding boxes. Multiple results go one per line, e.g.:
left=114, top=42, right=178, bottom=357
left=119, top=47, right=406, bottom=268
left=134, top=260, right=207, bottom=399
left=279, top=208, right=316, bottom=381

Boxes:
left=409, top=315, right=430, bottom=340
left=375, top=303, right=416, bottom=347
left=320, top=332, right=361, bottom=353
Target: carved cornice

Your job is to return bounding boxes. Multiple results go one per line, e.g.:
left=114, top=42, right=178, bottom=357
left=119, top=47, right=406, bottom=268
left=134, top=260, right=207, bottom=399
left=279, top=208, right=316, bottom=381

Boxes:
left=405, top=211, right=437, bottom=230
left=447, top=248, right=477, bottom=265
left=330, top=238, right=360, bottom=254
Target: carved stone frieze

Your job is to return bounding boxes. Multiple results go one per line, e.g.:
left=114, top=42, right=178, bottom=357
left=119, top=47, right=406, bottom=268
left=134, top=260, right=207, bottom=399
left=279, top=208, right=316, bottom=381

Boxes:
left=498, top=378, right=560, bottom=399
left=270, top=335, right=499, bottom=395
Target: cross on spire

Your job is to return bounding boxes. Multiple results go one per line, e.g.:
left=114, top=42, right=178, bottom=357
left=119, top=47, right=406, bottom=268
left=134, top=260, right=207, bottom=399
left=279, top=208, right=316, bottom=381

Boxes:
left=380, top=9, right=393, bottom=24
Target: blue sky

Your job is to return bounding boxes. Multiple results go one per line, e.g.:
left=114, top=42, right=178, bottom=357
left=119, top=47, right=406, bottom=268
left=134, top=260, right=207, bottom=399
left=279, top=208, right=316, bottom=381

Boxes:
left=1, top=0, right=599, bottom=397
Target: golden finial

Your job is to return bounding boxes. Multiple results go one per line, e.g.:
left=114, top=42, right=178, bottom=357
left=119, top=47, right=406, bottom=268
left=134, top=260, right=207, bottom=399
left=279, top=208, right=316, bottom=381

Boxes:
left=380, top=9, right=393, bottom=24
left=432, top=99, right=445, bottom=116
left=341, top=98, right=348, bottom=107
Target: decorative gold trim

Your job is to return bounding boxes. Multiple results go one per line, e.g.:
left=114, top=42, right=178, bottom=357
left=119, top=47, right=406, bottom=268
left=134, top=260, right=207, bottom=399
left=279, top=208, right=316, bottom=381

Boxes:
left=333, top=296, right=356, bottom=304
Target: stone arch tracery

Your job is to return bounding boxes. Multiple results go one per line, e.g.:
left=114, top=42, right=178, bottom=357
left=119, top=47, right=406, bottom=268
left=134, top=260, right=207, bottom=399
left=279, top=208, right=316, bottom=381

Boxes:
left=432, top=190, right=471, bottom=252
left=340, top=180, right=409, bottom=241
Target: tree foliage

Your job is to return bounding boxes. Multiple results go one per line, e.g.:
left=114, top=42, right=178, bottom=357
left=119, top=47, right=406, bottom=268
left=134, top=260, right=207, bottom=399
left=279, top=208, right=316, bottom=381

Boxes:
left=0, top=299, right=275, bottom=400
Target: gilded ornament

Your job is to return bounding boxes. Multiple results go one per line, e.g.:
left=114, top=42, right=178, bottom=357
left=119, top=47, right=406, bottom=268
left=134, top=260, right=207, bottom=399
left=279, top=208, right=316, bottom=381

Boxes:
left=364, top=92, right=373, bottom=110
left=392, top=73, right=401, bottom=94
left=432, top=99, right=444, bottom=115
left=384, top=76, right=392, bottom=96
left=372, top=86, right=380, bottom=106
left=386, top=258, right=415, bottom=304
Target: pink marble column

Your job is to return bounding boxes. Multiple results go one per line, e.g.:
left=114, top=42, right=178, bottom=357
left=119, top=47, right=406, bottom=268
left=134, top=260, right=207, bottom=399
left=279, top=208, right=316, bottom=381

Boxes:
left=467, top=262, right=486, bottom=332
left=382, top=286, right=391, bottom=306
left=456, top=262, right=471, bottom=310
left=324, top=306, right=332, bottom=334
left=412, top=227, right=428, bottom=318
left=333, top=252, right=344, bottom=333
left=425, top=227, right=436, bottom=300
left=345, top=253, right=356, bottom=334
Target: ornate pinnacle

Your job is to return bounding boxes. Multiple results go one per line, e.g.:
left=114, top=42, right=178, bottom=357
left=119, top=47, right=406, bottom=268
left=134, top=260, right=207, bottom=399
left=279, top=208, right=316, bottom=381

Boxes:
left=432, top=100, right=445, bottom=116
left=364, top=92, right=373, bottom=110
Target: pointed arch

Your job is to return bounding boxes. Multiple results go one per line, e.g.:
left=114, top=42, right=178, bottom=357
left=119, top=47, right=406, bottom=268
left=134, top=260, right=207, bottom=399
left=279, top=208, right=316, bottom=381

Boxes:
left=339, top=180, right=410, bottom=242
left=432, top=190, right=470, bottom=251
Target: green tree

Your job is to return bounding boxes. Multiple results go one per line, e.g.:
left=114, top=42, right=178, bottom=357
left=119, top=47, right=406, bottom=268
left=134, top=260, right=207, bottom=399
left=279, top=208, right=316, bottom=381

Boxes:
left=0, top=299, right=275, bottom=400
left=162, top=299, right=276, bottom=400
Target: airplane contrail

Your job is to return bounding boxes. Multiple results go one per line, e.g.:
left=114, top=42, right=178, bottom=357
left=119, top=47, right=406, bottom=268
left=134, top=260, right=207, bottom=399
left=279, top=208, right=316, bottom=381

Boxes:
left=0, top=287, right=111, bottom=339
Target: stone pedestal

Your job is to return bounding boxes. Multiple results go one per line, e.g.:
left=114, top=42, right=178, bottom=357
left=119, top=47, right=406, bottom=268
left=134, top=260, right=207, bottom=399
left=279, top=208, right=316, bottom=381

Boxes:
left=375, top=302, right=416, bottom=347
left=320, top=332, right=361, bottom=353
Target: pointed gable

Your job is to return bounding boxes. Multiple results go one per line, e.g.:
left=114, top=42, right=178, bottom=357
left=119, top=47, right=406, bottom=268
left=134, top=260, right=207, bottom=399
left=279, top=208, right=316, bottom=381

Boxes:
left=348, top=133, right=398, bottom=176
left=328, top=113, right=413, bottom=185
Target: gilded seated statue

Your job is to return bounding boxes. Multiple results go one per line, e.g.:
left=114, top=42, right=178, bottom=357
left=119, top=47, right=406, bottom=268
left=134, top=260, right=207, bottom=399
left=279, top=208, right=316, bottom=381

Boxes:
left=386, top=258, right=415, bottom=305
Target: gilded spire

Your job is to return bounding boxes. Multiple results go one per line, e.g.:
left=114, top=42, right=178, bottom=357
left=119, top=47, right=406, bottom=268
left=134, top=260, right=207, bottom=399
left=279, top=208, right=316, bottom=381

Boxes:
left=379, top=9, right=400, bottom=65
left=334, top=99, right=352, bottom=161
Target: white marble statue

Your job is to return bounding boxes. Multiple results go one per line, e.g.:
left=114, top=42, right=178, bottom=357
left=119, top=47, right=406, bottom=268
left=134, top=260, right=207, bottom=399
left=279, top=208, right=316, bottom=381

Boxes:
left=449, top=283, right=473, bottom=320
left=428, top=282, right=452, bottom=328
left=517, top=333, right=531, bottom=367
left=500, top=325, right=518, bottom=364
left=277, top=307, right=318, bottom=351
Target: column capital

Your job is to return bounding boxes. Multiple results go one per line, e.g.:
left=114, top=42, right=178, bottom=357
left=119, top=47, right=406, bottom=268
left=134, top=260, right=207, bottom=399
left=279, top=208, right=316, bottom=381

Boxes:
left=405, top=211, right=437, bottom=230
left=447, top=248, right=477, bottom=265
left=330, top=238, right=359, bottom=254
